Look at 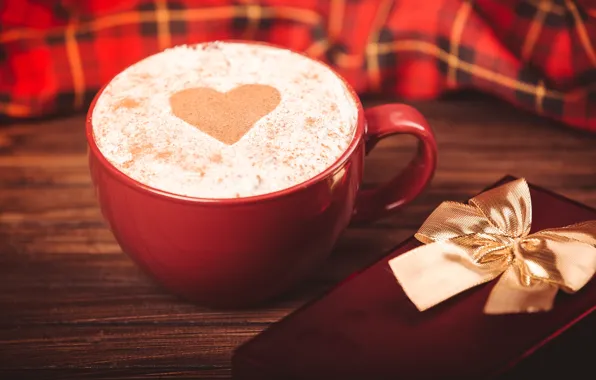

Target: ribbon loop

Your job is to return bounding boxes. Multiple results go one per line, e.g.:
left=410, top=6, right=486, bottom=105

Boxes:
left=389, top=178, right=596, bottom=314
left=468, top=178, right=532, bottom=238
left=415, top=202, right=501, bottom=244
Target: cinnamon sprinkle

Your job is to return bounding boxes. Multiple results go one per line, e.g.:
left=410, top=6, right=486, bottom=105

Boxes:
left=155, top=150, right=173, bottom=160
left=113, top=97, right=140, bottom=110
left=211, top=153, right=223, bottom=163
left=129, top=141, right=154, bottom=157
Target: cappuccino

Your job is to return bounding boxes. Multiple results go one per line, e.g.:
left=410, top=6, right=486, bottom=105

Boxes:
left=92, top=42, right=358, bottom=198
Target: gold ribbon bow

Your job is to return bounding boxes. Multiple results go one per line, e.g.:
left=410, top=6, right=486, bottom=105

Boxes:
left=389, top=179, right=596, bottom=314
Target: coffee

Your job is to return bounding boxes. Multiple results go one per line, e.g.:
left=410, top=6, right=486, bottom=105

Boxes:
left=92, top=42, right=358, bottom=198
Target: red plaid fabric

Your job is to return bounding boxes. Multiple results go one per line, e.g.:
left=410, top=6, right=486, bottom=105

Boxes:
left=1, top=0, right=596, bottom=132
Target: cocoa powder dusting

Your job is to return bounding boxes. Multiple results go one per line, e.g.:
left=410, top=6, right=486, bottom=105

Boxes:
left=169, top=84, right=281, bottom=145
left=211, top=153, right=223, bottom=163
left=266, top=126, right=277, bottom=139
left=129, top=141, right=154, bottom=157
left=113, top=98, right=140, bottom=110
left=155, top=150, right=173, bottom=160
left=132, top=72, right=151, bottom=80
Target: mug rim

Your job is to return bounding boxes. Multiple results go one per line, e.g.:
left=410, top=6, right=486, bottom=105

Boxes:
left=85, top=39, right=366, bottom=206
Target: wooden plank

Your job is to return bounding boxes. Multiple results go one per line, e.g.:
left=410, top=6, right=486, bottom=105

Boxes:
left=0, top=369, right=231, bottom=380
left=2, top=96, right=596, bottom=379
left=0, top=325, right=258, bottom=368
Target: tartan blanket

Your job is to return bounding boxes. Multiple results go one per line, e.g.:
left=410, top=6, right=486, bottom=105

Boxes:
left=1, top=0, right=596, bottom=132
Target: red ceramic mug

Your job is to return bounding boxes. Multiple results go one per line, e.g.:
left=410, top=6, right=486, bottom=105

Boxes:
left=86, top=41, right=437, bottom=308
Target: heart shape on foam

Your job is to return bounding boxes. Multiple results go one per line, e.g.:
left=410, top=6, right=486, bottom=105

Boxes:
left=169, top=84, right=281, bottom=145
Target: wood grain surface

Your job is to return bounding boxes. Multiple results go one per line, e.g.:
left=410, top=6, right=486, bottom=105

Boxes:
left=1, top=94, right=596, bottom=379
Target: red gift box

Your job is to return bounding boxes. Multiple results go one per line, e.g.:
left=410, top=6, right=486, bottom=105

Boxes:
left=232, top=176, right=596, bottom=379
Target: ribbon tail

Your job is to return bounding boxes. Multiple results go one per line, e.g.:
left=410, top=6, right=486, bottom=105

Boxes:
left=484, top=266, right=558, bottom=314
left=389, top=241, right=501, bottom=311
left=531, top=229, right=596, bottom=292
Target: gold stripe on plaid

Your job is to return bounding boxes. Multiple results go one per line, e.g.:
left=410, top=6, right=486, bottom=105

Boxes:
left=0, top=102, right=31, bottom=117
left=335, top=50, right=363, bottom=69
left=376, top=40, right=564, bottom=99
left=521, top=0, right=551, bottom=61
left=366, top=0, right=394, bottom=92
left=265, top=6, right=321, bottom=25
left=65, top=14, right=85, bottom=109
left=536, top=79, right=546, bottom=114
left=329, top=0, right=346, bottom=41
left=174, top=7, right=241, bottom=23
left=0, top=6, right=322, bottom=44
left=305, top=39, right=329, bottom=59
left=244, top=4, right=264, bottom=40
left=528, top=0, right=566, bottom=15
left=566, top=0, right=596, bottom=67
left=0, top=11, right=153, bottom=43
left=156, top=0, right=172, bottom=50
left=448, top=0, right=472, bottom=86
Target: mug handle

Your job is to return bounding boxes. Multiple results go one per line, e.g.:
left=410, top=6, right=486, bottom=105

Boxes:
left=352, top=104, right=438, bottom=223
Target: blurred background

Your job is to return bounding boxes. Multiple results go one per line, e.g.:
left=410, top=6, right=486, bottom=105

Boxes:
left=1, top=0, right=595, bottom=132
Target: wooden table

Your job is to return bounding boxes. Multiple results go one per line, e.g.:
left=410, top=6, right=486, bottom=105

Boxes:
left=1, top=95, right=596, bottom=379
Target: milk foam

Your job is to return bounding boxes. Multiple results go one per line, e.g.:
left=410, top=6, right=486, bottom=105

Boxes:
left=92, top=42, right=358, bottom=198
